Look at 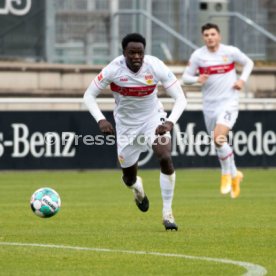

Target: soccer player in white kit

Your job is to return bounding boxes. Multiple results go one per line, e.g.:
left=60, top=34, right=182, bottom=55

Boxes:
left=183, top=23, right=254, bottom=198
left=84, top=33, right=187, bottom=230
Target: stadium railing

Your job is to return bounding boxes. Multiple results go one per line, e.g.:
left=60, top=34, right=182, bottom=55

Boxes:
left=0, top=97, right=276, bottom=111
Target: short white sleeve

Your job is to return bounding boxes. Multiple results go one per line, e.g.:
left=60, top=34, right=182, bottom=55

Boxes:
left=230, top=46, right=249, bottom=65
left=93, top=63, right=114, bottom=90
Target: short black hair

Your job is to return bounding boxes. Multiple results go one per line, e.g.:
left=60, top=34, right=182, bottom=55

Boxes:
left=201, top=23, right=220, bottom=33
left=121, top=33, right=146, bottom=50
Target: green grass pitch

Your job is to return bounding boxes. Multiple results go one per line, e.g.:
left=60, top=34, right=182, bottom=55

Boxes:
left=0, top=169, right=275, bottom=275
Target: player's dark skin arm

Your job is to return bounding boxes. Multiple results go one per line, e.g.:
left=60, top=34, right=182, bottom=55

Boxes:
left=98, top=119, right=115, bottom=135
left=155, top=121, right=174, bottom=135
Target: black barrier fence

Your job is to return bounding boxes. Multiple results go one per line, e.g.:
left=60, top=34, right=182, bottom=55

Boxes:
left=0, top=111, right=275, bottom=170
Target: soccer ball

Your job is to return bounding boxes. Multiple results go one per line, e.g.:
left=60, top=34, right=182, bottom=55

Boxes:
left=30, top=187, right=61, bottom=218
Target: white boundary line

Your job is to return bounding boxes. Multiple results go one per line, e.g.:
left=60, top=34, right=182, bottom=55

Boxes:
left=0, top=242, right=267, bottom=276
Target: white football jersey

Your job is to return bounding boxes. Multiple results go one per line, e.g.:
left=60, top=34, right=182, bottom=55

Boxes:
left=184, top=44, right=252, bottom=112
left=93, top=55, right=177, bottom=126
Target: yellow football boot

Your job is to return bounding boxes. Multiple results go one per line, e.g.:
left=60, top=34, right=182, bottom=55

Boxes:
left=231, top=171, right=243, bottom=199
left=220, top=174, right=232, bottom=194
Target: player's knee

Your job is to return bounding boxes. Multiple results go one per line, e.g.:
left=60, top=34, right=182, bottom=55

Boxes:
left=122, top=175, right=136, bottom=187
left=214, top=134, right=227, bottom=147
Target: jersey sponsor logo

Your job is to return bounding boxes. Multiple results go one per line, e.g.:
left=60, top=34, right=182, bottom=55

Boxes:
left=145, top=74, right=154, bottom=85
left=118, top=155, right=124, bottom=164
left=199, top=62, right=235, bottom=75
left=222, top=55, right=229, bottom=63
left=97, top=72, right=103, bottom=82
left=145, top=74, right=153, bottom=80
left=146, top=79, right=153, bottom=85
left=110, top=82, right=156, bottom=97
left=120, top=77, right=128, bottom=82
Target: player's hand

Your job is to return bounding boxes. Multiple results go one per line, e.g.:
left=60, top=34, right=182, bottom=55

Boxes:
left=98, top=119, right=115, bottom=135
left=198, top=74, right=209, bottom=84
left=155, top=121, right=174, bottom=135
left=233, top=79, right=244, bottom=90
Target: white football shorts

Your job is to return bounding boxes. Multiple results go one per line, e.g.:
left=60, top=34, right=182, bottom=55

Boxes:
left=203, top=103, right=238, bottom=135
left=116, top=110, right=170, bottom=168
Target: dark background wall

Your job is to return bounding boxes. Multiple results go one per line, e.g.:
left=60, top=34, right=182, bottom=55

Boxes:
left=0, top=111, right=275, bottom=170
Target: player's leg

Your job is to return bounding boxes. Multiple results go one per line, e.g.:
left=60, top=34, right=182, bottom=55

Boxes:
left=216, top=109, right=242, bottom=198
left=122, top=163, right=149, bottom=212
left=152, top=136, right=178, bottom=231
left=204, top=112, right=231, bottom=194
left=116, top=124, right=149, bottom=211
left=121, top=162, right=138, bottom=186
left=213, top=123, right=232, bottom=194
left=117, top=128, right=150, bottom=212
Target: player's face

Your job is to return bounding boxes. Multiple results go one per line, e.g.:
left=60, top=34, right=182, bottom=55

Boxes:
left=202, top=28, right=221, bottom=51
left=123, top=42, right=145, bottom=73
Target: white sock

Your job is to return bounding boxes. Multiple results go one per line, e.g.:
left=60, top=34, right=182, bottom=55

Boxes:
left=230, top=153, right=237, bottom=177
left=129, top=176, right=145, bottom=197
left=216, top=143, right=233, bottom=175
left=160, top=172, right=175, bottom=215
